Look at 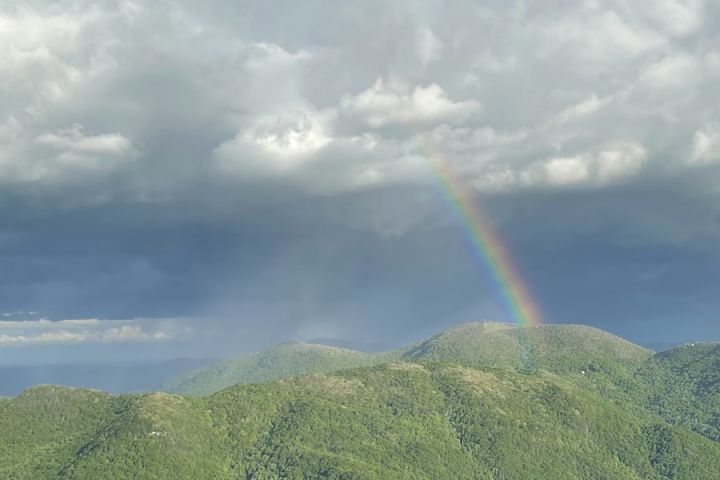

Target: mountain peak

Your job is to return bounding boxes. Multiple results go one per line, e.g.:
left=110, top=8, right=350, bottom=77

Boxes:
left=164, top=321, right=653, bottom=396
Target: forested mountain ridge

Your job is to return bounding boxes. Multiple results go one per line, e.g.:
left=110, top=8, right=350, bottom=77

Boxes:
left=633, top=342, right=720, bottom=441
left=2, top=322, right=720, bottom=479
left=164, top=322, right=652, bottom=396
left=4, top=362, right=720, bottom=479
left=163, top=341, right=405, bottom=395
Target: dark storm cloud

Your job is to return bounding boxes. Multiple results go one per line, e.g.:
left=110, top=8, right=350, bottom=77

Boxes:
left=1, top=0, right=720, bottom=360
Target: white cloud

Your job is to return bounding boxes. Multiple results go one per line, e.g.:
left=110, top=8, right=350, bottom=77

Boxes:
left=0, top=5, right=139, bottom=186
left=214, top=77, right=483, bottom=192
left=543, top=9, right=664, bottom=61
left=416, top=28, right=443, bottom=68
left=35, top=124, right=132, bottom=154
left=215, top=109, right=332, bottom=174
left=469, top=142, right=647, bottom=191
left=597, top=143, right=647, bottom=181
left=621, top=0, right=703, bottom=37
left=427, top=124, right=527, bottom=152
left=0, top=318, right=191, bottom=346
left=0, top=9, right=91, bottom=106
left=689, top=123, right=720, bottom=165
left=544, top=156, right=592, bottom=185
left=214, top=113, right=423, bottom=195
left=0, top=1, right=717, bottom=201
left=0, top=124, right=136, bottom=183
left=639, top=53, right=700, bottom=90
left=556, top=95, right=609, bottom=123
left=338, top=78, right=480, bottom=130
left=226, top=42, right=314, bottom=114
left=537, top=144, right=646, bottom=187
left=538, top=0, right=702, bottom=64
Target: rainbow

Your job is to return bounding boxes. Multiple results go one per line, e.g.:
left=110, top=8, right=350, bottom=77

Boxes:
left=425, top=143, right=543, bottom=327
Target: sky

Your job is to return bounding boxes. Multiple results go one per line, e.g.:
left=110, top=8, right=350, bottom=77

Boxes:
left=1, top=0, right=719, bottom=364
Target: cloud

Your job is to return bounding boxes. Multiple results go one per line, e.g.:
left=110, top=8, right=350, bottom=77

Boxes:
left=624, top=0, right=703, bottom=37
left=0, top=7, right=98, bottom=109
left=544, top=156, right=592, bottom=185
left=416, top=28, right=442, bottom=68
left=35, top=124, right=132, bottom=154
left=596, top=143, right=647, bottom=181
left=1, top=1, right=714, bottom=198
left=555, top=95, right=610, bottom=123
left=214, top=108, right=332, bottom=175
left=466, top=143, right=647, bottom=191
left=0, top=4, right=137, bottom=186
left=214, top=78, right=482, bottom=192
left=338, top=78, right=480, bottom=131
left=689, top=123, right=720, bottom=165
left=0, top=124, right=136, bottom=184
left=537, top=0, right=702, bottom=63
left=639, top=53, right=700, bottom=91
left=0, top=318, right=192, bottom=346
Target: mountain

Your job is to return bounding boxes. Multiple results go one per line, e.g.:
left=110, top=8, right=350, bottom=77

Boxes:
left=3, top=362, right=720, bottom=479
left=633, top=342, right=720, bottom=441
left=404, top=324, right=720, bottom=444
left=404, top=322, right=652, bottom=372
left=163, top=341, right=403, bottom=395
left=165, top=322, right=651, bottom=396
left=3, top=322, right=720, bottom=479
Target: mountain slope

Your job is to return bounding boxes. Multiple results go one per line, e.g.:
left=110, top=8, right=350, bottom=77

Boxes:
left=165, top=322, right=652, bottom=396
left=163, top=341, right=402, bottom=395
left=3, top=363, right=720, bottom=479
left=633, top=343, right=720, bottom=441
left=155, top=322, right=720, bottom=450
left=404, top=322, right=652, bottom=372
left=400, top=323, right=720, bottom=445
